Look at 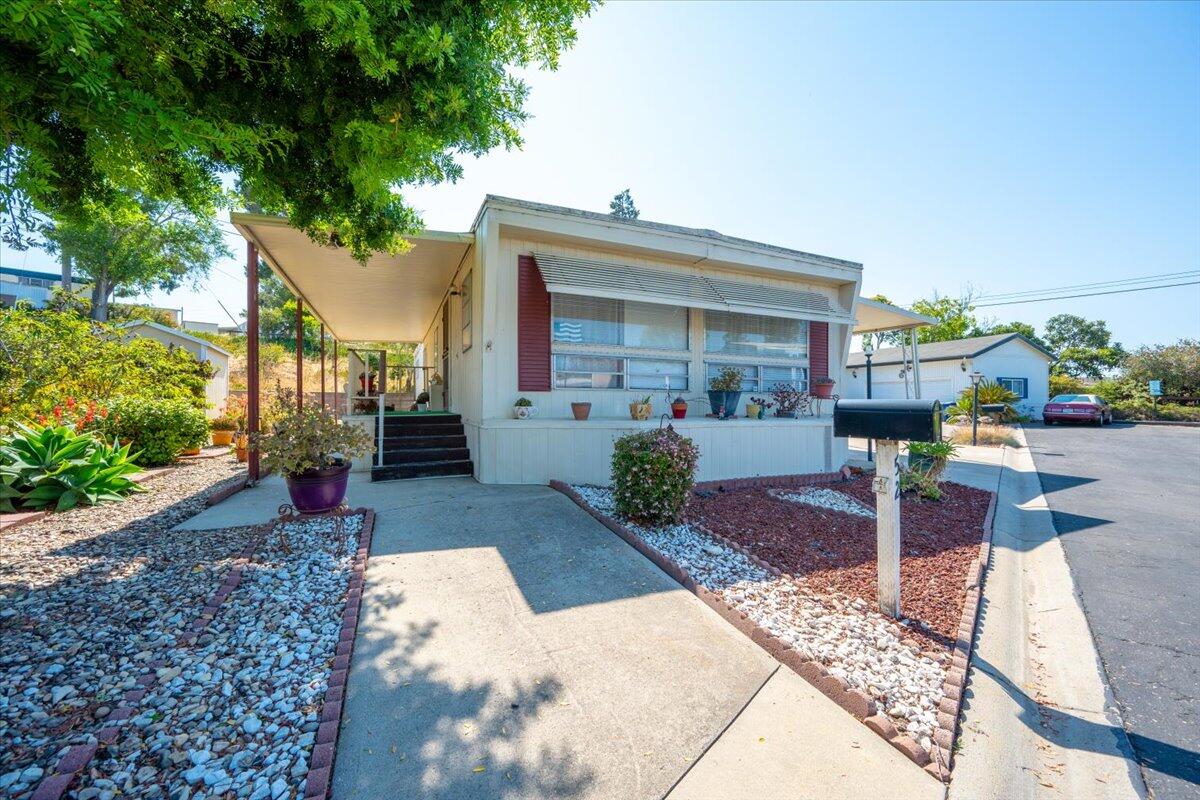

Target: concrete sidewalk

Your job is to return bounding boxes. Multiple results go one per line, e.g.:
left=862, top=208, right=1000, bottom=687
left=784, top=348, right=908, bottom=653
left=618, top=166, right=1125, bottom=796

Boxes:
left=950, top=432, right=1145, bottom=799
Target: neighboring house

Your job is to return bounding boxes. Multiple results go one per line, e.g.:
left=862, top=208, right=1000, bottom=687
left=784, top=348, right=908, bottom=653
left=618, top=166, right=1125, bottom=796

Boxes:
left=234, top=196, right=924, bottom=484
left=183, top=320, right=221, bottom=334
left=119, top=320, right=231, bottom=417
left=843, top=333, right=1054, bottom=419
left=1, top=267, right=64, bottom=308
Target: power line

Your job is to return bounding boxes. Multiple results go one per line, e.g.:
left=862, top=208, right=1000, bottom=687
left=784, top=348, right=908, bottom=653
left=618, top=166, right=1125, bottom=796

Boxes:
left=978, top=269, right=1200, bottom=301
left=974, top=280, right=1200, bottom=307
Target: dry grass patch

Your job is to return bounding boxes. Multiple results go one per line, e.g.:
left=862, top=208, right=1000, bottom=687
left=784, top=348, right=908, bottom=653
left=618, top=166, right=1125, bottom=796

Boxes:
left=949, top=423, right=1021, bottom=448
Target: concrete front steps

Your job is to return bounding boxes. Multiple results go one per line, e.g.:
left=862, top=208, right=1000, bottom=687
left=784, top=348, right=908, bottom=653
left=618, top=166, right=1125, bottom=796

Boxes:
left=370, top=413, right=474, bottom=481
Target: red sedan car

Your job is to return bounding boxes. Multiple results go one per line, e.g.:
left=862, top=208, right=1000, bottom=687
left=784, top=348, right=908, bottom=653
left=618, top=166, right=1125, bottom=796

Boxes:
left=1043, top=394, right=1114, bottom=426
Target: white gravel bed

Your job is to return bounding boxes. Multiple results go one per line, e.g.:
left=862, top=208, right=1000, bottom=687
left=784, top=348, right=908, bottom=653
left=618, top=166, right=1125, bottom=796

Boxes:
left=572, top=485, right=947, bottom=748
left=0, top=457, right=251, bottom=794
left=69, top=513, right=363, bottom=800
left=769, top=487, right=877, bottom=519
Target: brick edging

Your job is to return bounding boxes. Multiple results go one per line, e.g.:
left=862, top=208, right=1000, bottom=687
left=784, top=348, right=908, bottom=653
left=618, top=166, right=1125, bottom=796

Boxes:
left=692, top=468, right=847, bottom=493
left=205, top=475, right=250, bottom=507
left=0, top=510, right=49, bottom=533
left=549, top=478, right=997, bottom=781
left=300, top=507, right=375, bottom=800
left=920, top=487, right=998, bottom=782
left=30, top=521, right=275, bottom=800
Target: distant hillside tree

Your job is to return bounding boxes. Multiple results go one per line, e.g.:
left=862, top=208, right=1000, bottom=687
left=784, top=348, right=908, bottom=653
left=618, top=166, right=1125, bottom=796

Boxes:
left=610, top=189, right=640, bottom=220
left=1044, top=314, right=1126, bottom=379
left=1122, top=339, right=1200, bottom=396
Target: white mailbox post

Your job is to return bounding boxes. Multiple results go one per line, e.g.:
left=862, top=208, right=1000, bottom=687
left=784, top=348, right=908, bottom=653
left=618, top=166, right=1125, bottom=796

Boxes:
left=871, top=439, right=902, bottom=618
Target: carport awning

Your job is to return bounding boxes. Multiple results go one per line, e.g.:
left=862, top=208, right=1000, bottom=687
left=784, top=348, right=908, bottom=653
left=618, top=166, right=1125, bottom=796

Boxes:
left=854, top=297, right=933, bottom=333
left=532, top=251, right=854, bottom=324
left=232, top=212, right=473, bottom=342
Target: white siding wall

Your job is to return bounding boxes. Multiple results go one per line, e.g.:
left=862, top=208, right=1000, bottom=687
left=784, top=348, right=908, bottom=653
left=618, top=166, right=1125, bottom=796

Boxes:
left=973, top=345, right=1050, bottom=419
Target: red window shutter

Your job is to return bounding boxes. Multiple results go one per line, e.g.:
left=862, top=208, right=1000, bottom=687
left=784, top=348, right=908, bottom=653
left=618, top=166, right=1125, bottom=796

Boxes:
left=810, top=322, right=829, bottom=381
left=518, top=255, right=551, bottom=391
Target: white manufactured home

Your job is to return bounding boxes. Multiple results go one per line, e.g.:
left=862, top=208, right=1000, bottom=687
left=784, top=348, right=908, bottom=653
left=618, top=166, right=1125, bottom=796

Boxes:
left=119, top=320, right=232, bottom=418
left=233, top=197, right=925, bottom=485
left=842, top=333, right=1054, bottom=419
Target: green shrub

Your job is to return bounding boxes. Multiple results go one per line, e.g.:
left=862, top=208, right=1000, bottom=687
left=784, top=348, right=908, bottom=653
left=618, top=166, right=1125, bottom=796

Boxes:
left=899, top=466, right=942, bottom=501
left=1049, top=373, right=1088, bottom=398
left=948, top=379, right=1019, bottom=421
left=103, top=398, right=210, bottom=466
left=905, top=439, right=958, bottom=480
left=611, top=427, right=700, bottom=525
left=0, top=423, right=143, bottom=512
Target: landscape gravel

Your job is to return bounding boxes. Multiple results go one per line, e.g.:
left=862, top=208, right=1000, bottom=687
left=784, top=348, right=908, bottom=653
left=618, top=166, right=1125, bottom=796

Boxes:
left=70, top=513, right=364, bottom=800
left=0, top=457, right=248, bottom=796
left=769, top=487, right=876, bottom=519
left=572, top=484, right=961, bottom=749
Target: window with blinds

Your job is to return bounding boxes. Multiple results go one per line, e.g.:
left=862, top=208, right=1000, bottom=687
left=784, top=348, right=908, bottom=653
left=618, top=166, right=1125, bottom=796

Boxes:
left=552, top=295, right=688, bottom=350
left=704, top=310, right=808, bottom=359
left=704, top=363, right=809, bottom=393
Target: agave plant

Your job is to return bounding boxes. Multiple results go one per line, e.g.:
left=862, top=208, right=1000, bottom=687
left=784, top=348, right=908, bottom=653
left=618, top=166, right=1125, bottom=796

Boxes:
left=949, top=380, right=1019, bottom=421
left=0, top=423, right=144, bottom=512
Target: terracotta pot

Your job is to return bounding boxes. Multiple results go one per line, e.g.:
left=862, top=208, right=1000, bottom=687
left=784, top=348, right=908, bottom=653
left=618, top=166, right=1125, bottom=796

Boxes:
left=671, top=401, right=688, bottom=419
left=180, top=446, right=201, bottom=457
left=629, top=402, right=652, bottom=421
left=211, top=430, right=235, bottom=447
left=812, top=381, right=835, bottom=399
left=571, top=402, right=592, bottom=421
left=234, top=433, right=249, bottom=463
left=235, top=447, right=249, bottom=463
left=285, top=461, right=351, bottom=514
left=746, top=403, right=761, bottom=419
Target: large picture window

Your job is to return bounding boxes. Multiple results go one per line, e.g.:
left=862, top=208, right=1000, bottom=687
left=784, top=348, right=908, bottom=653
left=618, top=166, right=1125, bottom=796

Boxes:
left=553, top=295, right=688, bottom=350
left=704, top=310, right=807, bottom=359
left=554, top=355, right=690, bottom=390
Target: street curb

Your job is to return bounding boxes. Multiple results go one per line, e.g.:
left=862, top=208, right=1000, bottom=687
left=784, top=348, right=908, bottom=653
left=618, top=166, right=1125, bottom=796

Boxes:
left=1113, top=418, right=1200, bottom=427
left=550, top=477, right=997, bottom=780
left=300, top=507, right=375, bottom=800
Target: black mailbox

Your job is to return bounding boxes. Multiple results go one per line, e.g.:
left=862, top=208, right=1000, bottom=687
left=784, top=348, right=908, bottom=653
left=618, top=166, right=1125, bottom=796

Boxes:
left=834, top=399, right=943, bottom=442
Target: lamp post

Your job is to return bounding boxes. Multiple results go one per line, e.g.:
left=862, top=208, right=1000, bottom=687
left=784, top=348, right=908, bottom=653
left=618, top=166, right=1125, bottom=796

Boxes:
left=969, top=371, right=984, bottom=446
left=863, top=337, right=875, bottom=462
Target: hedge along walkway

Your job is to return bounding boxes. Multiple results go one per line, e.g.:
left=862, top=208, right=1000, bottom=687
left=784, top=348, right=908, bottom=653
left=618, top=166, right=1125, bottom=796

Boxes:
left=0, top=456, right=247, bottom=794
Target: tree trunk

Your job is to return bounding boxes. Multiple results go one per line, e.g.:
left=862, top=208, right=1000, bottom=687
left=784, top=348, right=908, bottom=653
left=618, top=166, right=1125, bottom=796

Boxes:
left=60, top=249, right=72, bottom=291
left=90, top=273, right=111, bottom=321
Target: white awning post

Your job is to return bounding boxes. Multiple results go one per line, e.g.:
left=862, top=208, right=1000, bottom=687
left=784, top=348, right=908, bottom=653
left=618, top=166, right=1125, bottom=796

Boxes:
left=910, top=329, right=922, bottom=400
left=872, top=440, right=902, bottom=618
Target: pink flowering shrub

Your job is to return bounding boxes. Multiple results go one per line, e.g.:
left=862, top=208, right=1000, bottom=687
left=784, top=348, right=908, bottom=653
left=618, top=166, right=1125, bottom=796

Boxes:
left=611, top=427, right=699, bottom=525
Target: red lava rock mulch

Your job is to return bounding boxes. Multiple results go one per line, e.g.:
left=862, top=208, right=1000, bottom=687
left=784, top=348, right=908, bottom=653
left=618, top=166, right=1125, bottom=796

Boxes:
left=688, top=475, right=992, bottom=651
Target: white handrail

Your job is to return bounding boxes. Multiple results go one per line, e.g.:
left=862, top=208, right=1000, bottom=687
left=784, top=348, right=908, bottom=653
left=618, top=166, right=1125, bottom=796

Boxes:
left=376, top=392, right=385, bottom=467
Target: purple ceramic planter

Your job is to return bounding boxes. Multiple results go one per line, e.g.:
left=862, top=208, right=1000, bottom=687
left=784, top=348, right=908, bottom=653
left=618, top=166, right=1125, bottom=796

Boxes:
left=285, top=462, right=351, bottom=514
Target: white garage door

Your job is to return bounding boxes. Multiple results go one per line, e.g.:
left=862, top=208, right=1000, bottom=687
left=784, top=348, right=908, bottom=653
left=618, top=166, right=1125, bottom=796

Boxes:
left=858, top=378, right=955, bottom=404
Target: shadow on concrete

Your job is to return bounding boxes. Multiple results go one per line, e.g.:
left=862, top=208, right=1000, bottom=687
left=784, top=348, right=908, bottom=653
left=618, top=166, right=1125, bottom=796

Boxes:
left=334, top=586, right=597, bottom=800
left=1023, top=472, right=1099, bottom=495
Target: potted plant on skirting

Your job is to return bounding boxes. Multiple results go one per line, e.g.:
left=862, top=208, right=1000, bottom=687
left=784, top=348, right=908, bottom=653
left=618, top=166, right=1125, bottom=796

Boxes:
left=629, top=395, right=653, bottom=421
left=708, top=366, right=744, bottom=419
left=256, top=404, right=375, bottom=514
left=416, top=391, right=430, bottom=412
left=571, top=401, right=592, bottom=420
left=671, top=394, right=689, bottom=419
left=209, top=412, right=238, bottom=447
left=906, top=439, right=958, bottom=480
left=812, top=376, right=836, bottom=399
left=771, top=383, right=804, bottom=418
left=513, top=397, right=537, bottom=420
left=747, top=396, right=773, bottom=419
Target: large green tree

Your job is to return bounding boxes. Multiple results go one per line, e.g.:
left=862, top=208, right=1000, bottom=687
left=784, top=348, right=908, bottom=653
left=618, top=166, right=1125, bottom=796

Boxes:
left=1, top=0, right=593, bottom=257
left=1044, top=313, right=1126, bottom=379
left=42, top=194, right=230, bottom=321
left=972, top=320, right=1051, bottom=352
left=1122, top=339, right=1200, bottom=396
left=609, top=188, right=639, bottom=219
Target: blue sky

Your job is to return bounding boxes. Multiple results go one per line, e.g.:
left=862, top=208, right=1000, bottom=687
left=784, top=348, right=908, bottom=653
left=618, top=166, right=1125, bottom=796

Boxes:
left=3, top=1, right=1197, bottom=347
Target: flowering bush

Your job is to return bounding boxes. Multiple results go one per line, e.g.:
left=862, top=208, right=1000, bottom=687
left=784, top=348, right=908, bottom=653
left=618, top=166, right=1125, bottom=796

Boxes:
left=102, top=397, right=210, bottom=466
left=770, top=383, right=805, bottom=416
left=254, top=401, right=375, bottom=477
left=610, top=427, right=699, bottom=525
left=34, top=397, right=110, bottom=434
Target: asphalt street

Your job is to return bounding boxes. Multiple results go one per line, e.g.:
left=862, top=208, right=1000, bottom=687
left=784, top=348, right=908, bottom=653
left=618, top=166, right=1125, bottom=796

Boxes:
left=1024, top=422, right=1200, bottom=798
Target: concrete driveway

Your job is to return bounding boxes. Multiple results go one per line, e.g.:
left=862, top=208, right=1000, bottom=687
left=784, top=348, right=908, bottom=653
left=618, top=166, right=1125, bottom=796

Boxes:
left=1024, top=422, right=1200, bottom=798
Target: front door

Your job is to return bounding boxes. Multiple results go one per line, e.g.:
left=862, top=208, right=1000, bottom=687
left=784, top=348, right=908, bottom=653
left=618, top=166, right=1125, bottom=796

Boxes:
left=440, top=299, right=451, bottom=411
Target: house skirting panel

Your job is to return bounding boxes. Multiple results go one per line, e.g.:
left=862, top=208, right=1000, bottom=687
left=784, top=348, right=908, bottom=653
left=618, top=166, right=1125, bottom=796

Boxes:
left=475, top=417, right=838, bottom=485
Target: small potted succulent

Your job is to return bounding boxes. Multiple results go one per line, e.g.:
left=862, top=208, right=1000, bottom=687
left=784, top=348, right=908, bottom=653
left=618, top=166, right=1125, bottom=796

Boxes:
left=708, top=366, right=744, bottom=419
left=747, top=396, right=773, bottom=419
left=571, top=401, right=592, bottom=421
left=629, top=395, right=653, bottom=421
left=255, top=403, right=375, bottom=514
left=513, top=397, right=536, bottom=420
left=812, top=377, right=836, bottom=399
left=670, top=394, right=689, bottom=419
left=771, top=383, right=804, bottom=418
left=906, top=439, right=958, bottom=480
left=416, top=391, right=430, bottom=412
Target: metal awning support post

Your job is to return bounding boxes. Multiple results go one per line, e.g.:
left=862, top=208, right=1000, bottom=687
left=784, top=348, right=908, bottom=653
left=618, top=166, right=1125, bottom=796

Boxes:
left=910, top=329, right=922, bottom=399
left=320, top=324, right=326, bottom=409
left=295, top=298, right=304, bottom=411
left=332, top=341, right=339, bottom=419
left=246, top=242, right=261, bottom=484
